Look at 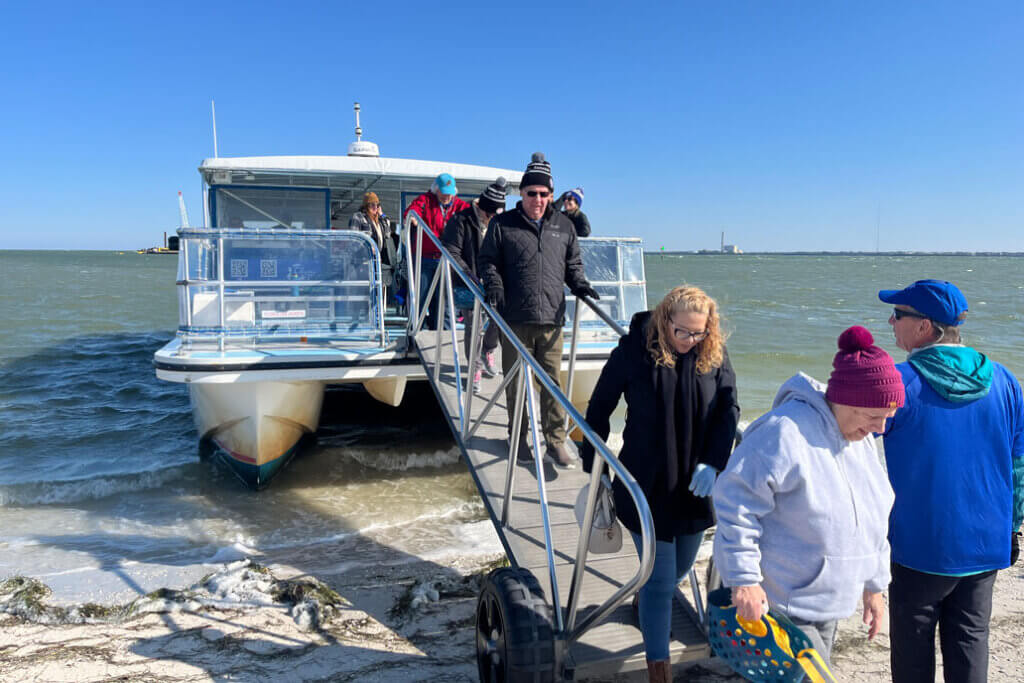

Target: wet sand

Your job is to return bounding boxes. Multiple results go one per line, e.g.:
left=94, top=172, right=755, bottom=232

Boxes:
left=3, top=545, right=1022, bottom=682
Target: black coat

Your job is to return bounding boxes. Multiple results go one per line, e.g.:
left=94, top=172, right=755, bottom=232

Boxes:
left=440, top=206, right=486, bottom=282
left=580, top=312, right=740, bottom=540
left=553, top=195, right=591, bottom=237
left=478, top=202, right=590, bottom=326
left=565, top=209, right=591, bottom=237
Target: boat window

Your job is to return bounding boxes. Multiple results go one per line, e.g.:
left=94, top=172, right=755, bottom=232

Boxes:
left=210, top=186, right=329, bottom=230
left=566, top=239, right=648, bottom=341
left=175, top=228, right=384, bottom=346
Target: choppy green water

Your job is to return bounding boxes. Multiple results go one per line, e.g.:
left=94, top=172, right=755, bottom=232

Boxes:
left=645, top=253, right=1023, bottom=415
left=0, top=250, right=1020, bottom=601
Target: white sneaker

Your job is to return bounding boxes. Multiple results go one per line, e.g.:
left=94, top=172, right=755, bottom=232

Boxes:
left=472, top=369, right=482, bottom=394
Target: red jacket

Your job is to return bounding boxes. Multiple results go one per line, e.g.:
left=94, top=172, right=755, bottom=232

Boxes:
left=404, top=191, right=470, bottom=259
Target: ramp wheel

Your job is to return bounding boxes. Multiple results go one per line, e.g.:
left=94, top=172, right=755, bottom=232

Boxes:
left=476, top=567, right=555, bottom=683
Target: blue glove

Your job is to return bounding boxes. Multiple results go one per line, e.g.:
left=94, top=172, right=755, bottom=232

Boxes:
left=688, top=463, right=718, bottom=498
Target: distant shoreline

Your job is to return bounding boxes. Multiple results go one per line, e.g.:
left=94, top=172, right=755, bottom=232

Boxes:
left=648, top=251, right=1024, bottom=257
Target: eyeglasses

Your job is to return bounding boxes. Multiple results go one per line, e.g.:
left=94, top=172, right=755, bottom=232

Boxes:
left=672, top=327, right=708, bottom=342
left=892, top=308, right=926, bottom=321
left=525, top=190, right=551, bottom=198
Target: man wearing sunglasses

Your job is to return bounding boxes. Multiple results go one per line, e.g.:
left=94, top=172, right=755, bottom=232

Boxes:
left=479, top=152, right=598, bottom=469
left=878, top=279, right=1024, bottom=683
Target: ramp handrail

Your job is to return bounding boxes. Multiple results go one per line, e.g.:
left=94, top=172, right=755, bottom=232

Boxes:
left=400, top=210, right=659, bottom=657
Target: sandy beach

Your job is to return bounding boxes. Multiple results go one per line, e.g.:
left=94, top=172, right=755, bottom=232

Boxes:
left=3, top=541, right=1022, bottom=683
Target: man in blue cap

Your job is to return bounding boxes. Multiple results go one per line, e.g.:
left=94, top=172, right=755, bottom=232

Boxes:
left=878, top=279, right=1024, bottom=683
left=404, top=173, right=470, bottom=329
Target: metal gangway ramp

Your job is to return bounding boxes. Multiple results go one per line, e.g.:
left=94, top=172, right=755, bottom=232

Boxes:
left=403, top=213, right=712, bottom=681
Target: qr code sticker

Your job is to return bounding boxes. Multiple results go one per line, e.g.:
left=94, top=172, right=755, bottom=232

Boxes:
left=230, top=259, right=248, bottom=278
left=260, top=259, right=278, bottom=278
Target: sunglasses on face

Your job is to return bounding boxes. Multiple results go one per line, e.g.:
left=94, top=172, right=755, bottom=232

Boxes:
left=525, top=190, right=551, bottom=198
left=892, top=308, right=926, bottom=321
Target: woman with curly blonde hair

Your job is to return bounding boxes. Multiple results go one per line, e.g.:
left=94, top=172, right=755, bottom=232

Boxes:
left=581, top=285, right=739, bottom=682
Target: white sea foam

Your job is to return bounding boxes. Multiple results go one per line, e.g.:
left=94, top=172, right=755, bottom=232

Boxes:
left=203, top=542, right=260, bottom=565
left=254, top=499, right=487, bottom=553
left=343, top=446, right=461, bottom=471
left=0, top=465, right=188, bottom=506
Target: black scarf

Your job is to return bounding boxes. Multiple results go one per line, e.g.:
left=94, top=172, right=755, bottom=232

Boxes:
left=655, top=349, right=699, bottom=492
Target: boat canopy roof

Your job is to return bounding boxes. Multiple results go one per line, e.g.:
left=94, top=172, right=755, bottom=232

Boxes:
left=200, top=155, right=523, bottom=188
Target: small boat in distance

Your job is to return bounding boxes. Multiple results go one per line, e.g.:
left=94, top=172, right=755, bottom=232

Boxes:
left=137, top=232, right=179, bottom=254
left=153, top=105, right=648, bottom=488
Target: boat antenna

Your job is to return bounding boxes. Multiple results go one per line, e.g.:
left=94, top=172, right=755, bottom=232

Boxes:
left=347, top=101, right=380, bottom=157
left=211, top=99, right=219, bottom=158
left=178, top=191, right=191, bottom=228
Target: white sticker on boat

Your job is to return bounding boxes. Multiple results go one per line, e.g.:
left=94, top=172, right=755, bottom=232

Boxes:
left=261, top=309, right=306, bottom=319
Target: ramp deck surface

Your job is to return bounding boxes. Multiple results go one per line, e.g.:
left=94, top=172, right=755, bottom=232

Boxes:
left=413, top=330, right=710, bottom=677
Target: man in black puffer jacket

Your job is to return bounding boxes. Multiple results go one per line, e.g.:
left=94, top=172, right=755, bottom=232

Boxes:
left=479, top=152, right=598, bottom=469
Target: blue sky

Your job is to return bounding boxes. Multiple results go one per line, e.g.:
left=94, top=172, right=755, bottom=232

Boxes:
left=1, top=2, right=1021, bottom=251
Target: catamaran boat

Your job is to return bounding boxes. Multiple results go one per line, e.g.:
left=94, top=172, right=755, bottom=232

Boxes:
left=154, top=108, right=648, bottom=488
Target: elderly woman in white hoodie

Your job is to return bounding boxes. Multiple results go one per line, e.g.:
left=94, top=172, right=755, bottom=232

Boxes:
left=712, top=326, right=904, bottom=667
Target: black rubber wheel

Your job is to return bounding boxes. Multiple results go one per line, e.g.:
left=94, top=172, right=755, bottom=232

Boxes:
left=476, top=567, right=555, bottom=683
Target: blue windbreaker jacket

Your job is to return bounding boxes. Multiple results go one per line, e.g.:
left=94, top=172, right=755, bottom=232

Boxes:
left=883, top=345, right=1024, bottom=574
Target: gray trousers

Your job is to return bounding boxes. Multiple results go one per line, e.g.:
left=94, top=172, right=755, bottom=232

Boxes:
left=785, top=615, right=838, bottom=669
left=501, top=323, right=566, bottom=446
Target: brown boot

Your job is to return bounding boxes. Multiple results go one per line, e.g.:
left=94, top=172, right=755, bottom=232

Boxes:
left=646, top=659, right=672, bottom=683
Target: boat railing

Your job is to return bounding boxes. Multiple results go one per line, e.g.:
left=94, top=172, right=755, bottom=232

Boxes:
left=173, top=227, right=386, bottom=350
left=401, top=210, right=664, bottom=663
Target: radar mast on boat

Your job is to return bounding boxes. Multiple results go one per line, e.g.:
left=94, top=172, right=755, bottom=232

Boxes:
left=347, top=102, right=380, bottom=158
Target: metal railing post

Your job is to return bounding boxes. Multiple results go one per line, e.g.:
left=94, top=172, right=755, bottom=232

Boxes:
left=463, top=296, right=483, bottom=437
left=500, top=365, right=526, bottom=527
left=524, top=365, right=564, bottom=634
left=217, top=237, right=225, bottom=352
left=565, top=456, right=606, bottom=634
left=443, top=261, right=464, bottom=432
left=563, top=300, right=582, bottom=433
left=433, top=264, right=446, bottom=385
left=414, top=219, right=423, bottom=329
left=181, top=237, right=192, bottom=333
left=403, top=219, right=419, bottom=333
left=688, top=567, right=707, bottom=626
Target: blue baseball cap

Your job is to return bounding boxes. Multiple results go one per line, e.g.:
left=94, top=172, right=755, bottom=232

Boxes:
left=434, top=173, right=458, bottom=196
left=878, top=279, right=968, bottom=326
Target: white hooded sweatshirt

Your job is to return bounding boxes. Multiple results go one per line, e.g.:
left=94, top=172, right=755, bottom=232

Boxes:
left=712, top=373, right=894, bottom=622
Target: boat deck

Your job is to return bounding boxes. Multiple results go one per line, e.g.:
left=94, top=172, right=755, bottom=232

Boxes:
left=413, top=330, right=710, bottom=679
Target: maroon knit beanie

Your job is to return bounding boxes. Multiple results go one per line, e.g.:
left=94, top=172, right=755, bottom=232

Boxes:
left=825, top=326, right=905, bottom=409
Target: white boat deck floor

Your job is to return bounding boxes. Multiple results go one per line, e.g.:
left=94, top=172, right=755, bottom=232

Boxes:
left=413, top=329, right=710, bottom=678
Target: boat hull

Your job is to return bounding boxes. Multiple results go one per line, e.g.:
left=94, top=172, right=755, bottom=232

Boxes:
left=189, top=380, right=325, bottom=488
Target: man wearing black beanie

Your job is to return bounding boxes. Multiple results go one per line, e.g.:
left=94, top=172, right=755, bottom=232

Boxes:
left=479, top=153, right=599, bottom=469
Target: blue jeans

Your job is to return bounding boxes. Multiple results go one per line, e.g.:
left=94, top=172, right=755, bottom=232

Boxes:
left=630, top=530, right=704, bottom=661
